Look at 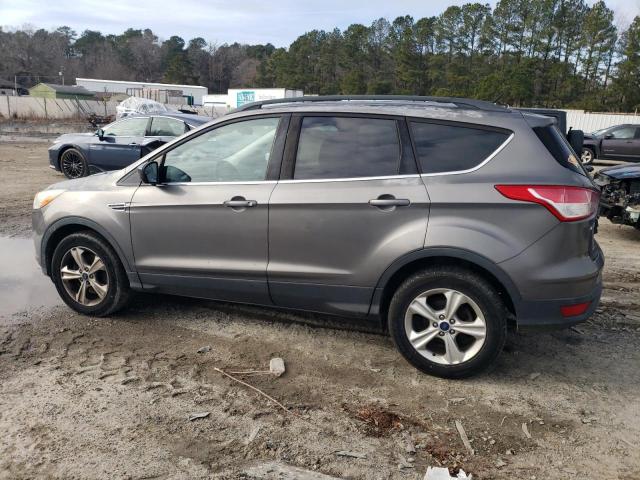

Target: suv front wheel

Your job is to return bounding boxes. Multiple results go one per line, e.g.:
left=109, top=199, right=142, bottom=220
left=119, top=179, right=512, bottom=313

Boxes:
left=388, top=267, right=507, bottom=379
left=51, top=231, right=131, bottom=316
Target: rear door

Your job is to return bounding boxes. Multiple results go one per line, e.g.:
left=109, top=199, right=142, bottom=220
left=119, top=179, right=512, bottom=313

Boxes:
left=90, top=117, right=148, bottom=169
left=267, top=114, right=430, bottom=316
left=600, top=126, right=639, bottom=159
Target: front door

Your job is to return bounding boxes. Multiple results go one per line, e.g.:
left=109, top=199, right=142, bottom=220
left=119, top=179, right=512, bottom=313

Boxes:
left=129, top=115, right=284, bottom=304
left=90, top=117, right=148, bottom=169
left=267, top=115, right=430, bottom=316
left=600, top=126, right=640, bottom=160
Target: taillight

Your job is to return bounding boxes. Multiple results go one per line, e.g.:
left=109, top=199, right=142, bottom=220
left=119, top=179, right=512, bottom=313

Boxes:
left=495, top=185, right=599, bottom=222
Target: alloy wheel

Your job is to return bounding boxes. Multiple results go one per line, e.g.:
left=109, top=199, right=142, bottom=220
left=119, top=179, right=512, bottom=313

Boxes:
left=60, top=246, right=109, bottom=306
left=403, top=288, right=487, bottom=365
left=581, top=149, right=593, bottom=164
left=61, top=151, right=85, bottom=178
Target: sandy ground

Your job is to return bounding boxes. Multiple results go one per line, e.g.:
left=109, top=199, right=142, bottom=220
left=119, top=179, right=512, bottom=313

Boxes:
left=0, top=141, right=639, bottom=480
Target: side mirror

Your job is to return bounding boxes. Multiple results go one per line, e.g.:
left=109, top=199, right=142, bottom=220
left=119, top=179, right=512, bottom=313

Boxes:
left=96, top=128, right=105, bottom=140
left=138, top=161, right=159, bottom=185
left=604, top=133, right=614, bottom=140
left=584, top=165, right=594, bottom=173
left=567, top=129, right=584, bottom=154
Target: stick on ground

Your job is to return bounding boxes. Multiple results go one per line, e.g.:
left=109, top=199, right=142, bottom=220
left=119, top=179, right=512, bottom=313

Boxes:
left=214, top=367, right=297, bottom=416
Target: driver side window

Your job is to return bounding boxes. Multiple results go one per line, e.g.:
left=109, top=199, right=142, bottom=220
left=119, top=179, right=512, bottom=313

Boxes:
left=162, top=117, right=280, bottom=183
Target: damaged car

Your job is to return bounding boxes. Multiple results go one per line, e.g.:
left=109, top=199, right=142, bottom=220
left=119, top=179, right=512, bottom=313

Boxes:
left=594, top=164, right=640, bottom=229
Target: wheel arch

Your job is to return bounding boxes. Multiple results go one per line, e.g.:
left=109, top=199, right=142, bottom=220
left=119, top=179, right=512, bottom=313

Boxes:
left=371, top=248, right=522, bottom=329
left=42, top=217, right=135, bottom=283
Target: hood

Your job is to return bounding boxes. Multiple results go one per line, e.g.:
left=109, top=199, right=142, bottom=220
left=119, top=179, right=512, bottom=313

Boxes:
left=52, top=132, right=95, bottom=143
left=45, top=170, right=121, bottom=192
left=599, top=163, right=640, bottom=180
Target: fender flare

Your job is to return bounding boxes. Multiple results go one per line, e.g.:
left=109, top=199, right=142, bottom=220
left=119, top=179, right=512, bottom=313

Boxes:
left=41, top=216, right=133, bottom=276
left=370, top=247, right=523, bottom=317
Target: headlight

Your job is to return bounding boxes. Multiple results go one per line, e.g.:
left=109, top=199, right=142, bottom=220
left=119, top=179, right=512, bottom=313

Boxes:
left=33, top=189, right=66, bottom=209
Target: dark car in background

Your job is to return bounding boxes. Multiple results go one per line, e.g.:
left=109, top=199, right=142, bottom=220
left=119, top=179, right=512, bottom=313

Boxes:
left=581, top=124, right=640, bottom=165
left=49, top=113, right=210, bottom=178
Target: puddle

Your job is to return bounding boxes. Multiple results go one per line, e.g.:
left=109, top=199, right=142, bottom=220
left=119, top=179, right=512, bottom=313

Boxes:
left=0, top=236, right=62, bottom=322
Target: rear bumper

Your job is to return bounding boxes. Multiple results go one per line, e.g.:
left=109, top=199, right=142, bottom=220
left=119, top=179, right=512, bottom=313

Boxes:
left=515, top=277, right=602, bottom=331
left=515, top=244, right=604, bottom=331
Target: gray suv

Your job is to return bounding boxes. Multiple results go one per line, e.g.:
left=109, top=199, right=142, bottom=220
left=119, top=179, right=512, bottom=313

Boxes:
left=32, top=96, right=604, bottom=378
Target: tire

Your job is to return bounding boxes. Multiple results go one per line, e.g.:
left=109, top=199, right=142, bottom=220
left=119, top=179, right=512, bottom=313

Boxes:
left=60, top=148, right=88, bottom=179
left=387, top=267, right=507, bottom=379
left=581, top=147, right=595, bottom=165
left=50, top=231, right=131, bottom=316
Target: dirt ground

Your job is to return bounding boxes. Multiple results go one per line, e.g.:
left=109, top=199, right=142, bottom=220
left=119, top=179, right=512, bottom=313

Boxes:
left=0, top=141, right=639, bottom=480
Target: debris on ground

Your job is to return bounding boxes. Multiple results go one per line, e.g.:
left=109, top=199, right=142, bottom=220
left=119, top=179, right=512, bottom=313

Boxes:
left=335, top=450, right=367, bottom=459
left=269, top=357, right=286, bottom=377
left=424, top=466, right=473, bottom=479
left=197, top=345, right=211, bottom=354
left=495, top=458, right=507, bottom=468
left=243, top=461, right=343, bottom=479
left=522, top=422, right=532, bottom=439
left=188, top=411, right=210, bottom=421
left=529, top=372, right=541, bottom=380
left=351, top=405, right=404, bottom=436
left=455, top=420, right=474, bottom=455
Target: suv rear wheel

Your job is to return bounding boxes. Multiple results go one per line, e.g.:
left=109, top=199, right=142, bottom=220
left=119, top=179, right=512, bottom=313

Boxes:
left=51, top=232, right=131, bottom=316
left=388, top=267, right=507, bottom=378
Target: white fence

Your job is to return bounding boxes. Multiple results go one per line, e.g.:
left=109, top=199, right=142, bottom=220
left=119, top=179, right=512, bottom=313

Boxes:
left=564, top=109, right=640, bottom=132
left=0, top=95, right=225, bottom=120
left=0, top=96, right=118, bottom=119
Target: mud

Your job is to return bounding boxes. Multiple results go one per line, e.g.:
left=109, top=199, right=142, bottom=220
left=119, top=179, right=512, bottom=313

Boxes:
left=0, top=141, right=639, bottom=479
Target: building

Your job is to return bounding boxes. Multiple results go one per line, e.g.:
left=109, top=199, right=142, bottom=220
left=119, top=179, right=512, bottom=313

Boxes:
left=76, top=78, right=208, bottom=106
left=29, top=83, right=95, bottom=100
left=226, top=88, right=304, bottom=109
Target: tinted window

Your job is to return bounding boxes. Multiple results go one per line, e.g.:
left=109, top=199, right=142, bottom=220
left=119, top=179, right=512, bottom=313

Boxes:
left=410, top=121, right=510, bottom=174
left=103, top=117, right=148, bottom=137
left=533, top=125, right=586, bottom=176
left=294, top=117, right=400, bottom=180
left=162, top=117, right=280, bottom=183
left=149, top=117, right=186, bottom=136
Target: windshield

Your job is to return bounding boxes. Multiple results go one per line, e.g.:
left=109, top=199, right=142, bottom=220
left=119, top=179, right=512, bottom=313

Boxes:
left=591, top=127, right=611, bottom=137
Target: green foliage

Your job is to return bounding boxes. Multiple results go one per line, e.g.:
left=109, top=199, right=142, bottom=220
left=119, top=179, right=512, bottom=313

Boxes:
left=1, top=1, right=638, bottom=111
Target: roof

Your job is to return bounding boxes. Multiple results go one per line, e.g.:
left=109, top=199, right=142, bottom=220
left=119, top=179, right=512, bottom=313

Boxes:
left=225, top=96, right=522, bottom=131
left=235, top=95, right=510, bottom=113
left=76, top=78, right=207, bottom=91
left=34, top=83, right=94, bottom=96
left=125, top=113, right=211, bottom=126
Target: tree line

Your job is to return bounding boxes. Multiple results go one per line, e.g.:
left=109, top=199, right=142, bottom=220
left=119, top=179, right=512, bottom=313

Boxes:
left=1, top=0, right=639, bottom=111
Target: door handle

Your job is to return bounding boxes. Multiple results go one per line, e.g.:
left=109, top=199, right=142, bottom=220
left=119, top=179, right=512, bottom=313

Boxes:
left=369, top=198, right=410, bottom=207
left=224, top=199, right=257, bottom=208
left=129, top=142, right=139, bottom=146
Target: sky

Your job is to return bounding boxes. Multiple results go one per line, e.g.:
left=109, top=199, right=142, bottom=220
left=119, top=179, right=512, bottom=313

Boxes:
left=1, top=0, right=639, bottom=47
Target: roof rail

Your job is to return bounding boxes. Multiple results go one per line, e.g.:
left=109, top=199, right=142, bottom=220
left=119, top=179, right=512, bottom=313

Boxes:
left=235, top=95, right=509, bottom=112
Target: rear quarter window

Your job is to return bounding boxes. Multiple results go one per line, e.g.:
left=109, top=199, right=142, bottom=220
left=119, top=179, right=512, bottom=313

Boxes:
left=533, top=125, right=587, bottom=176
left=410, top=121, right=510, bottom=174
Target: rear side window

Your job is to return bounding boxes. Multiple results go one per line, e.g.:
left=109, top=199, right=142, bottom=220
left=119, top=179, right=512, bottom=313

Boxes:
left=533, top=125, right=586, bottom=176
left=294, top=117, right=400, bottom=180
left=410, top=121, right=510, bottom=174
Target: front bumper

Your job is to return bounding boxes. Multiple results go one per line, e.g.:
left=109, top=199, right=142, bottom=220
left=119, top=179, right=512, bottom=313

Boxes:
left=48, top=146, right=61, bottom=171
left=32, top=209, right=47, bottom=274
